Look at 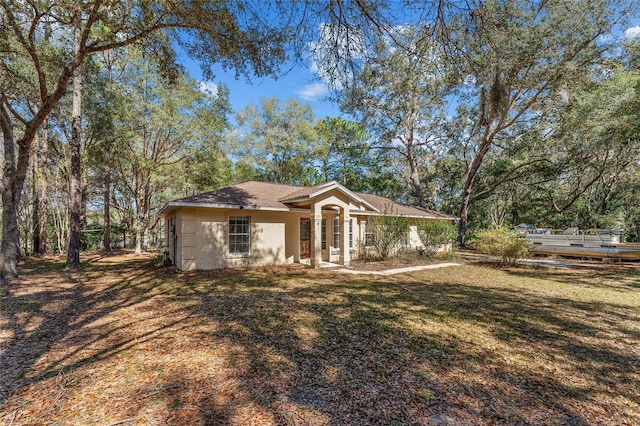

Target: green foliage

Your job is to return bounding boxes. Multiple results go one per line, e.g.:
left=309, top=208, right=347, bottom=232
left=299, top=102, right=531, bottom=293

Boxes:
left=475, top=227, right=530, bottom=265
left=366, top=209, right=410, bottom=260
left=231, top=97, right=320, bottom=185
left=315, top=117, right=372, bottom=190
left=416, top=221, right=457, bottom=258
left=339, top=25, right=448, bottom=208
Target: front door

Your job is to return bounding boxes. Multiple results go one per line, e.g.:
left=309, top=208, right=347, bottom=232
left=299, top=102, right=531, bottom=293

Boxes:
left=300, top=218, right=311, bottom=259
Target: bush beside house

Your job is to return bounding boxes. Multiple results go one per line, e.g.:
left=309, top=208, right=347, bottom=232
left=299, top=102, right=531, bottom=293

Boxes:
left=475, top=226, right=530, bottom=265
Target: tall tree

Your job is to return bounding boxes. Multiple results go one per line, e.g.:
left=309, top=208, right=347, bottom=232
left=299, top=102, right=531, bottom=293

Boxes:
left=450, top=0, right=628, bottom=246
left=108, top=50, right=231, bottom=253
left=340, top=25, right=449, bottom=208
left=315, top=117, right=373, bottom=190
left=31, top=114, right=51, bottom=255
left=0, top=0, right=299, bottom=275
left=84, top=49, right=130, bottom=253
left=66, top=16, right=83, bottom=269
left=232, top=98, right=319, bottom=185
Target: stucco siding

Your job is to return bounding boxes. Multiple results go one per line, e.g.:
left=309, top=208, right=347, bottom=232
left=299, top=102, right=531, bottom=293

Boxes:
left=249, top=212, right=286, bottom=266
left=175, top=208, right=196, bottom=270
left=196, top=209, right=226, bottom=269
left=284, top=213, right=305, bottom=263
left=408, top=221, right=450, bottom=252
left=409, top=225, right=422, bottom=248
left=172, top=208, right=291, bottom=270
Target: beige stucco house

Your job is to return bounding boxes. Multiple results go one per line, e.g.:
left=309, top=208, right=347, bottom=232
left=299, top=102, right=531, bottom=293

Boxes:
left=157, top=181, right=457, bottom=270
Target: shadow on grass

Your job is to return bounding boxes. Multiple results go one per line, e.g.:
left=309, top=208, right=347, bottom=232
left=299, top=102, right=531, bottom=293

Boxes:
left=1, top=259, right=638, bottom=425
left=0, top=255, right=176, bottom=403
left=166, top=268, right=639, bottom=425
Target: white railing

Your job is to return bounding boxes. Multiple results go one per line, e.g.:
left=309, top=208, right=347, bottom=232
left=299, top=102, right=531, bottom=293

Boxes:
left=524, top=228, right=623, bottom=245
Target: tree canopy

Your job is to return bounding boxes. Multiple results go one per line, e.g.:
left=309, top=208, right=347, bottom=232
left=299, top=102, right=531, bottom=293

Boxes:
left=2, top=0, right=640, bottom=273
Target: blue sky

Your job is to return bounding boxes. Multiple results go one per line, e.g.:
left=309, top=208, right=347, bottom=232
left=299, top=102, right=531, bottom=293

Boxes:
left=177, top=18, right=640, bottom=123
left=178, top=50, right=342, bottom=120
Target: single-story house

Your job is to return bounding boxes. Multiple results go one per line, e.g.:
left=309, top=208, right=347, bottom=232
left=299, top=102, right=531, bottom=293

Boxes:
left=157, top=180, right=457, bottom=270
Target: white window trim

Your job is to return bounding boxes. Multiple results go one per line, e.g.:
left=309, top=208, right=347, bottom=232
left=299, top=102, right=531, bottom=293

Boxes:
left=228, top=215, right=251, bottom=257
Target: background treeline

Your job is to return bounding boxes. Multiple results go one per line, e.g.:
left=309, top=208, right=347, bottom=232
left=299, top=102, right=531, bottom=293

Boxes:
left=2, top=1, right=639, bottom=273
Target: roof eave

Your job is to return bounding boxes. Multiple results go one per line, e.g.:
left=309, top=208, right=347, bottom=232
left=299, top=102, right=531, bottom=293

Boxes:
left=157, top=201, right=291, bottom=217
left=352, top=210, right=457, bottom=220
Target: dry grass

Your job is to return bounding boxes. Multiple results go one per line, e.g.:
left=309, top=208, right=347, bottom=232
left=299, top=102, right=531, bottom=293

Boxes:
left=1, top=252, right=639, bottom=425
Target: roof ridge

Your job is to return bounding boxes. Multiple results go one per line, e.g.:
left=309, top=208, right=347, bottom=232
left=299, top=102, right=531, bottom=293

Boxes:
left=238, top=180, right=302, bottom=189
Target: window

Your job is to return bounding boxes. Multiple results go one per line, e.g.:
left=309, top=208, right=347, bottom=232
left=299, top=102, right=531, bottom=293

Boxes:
left=333, top=217, right=340, bottom=249
left=321, top=218, right=326, bottom=249
left=229, top=216, right=250, bottom=255
left=365, top=221, right=375, bottom=247
left=349, top=219, right=354, bottom=249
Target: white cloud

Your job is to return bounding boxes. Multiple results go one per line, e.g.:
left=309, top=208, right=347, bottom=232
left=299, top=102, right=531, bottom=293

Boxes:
left=198, top=80, right=218, bottom=95
left=624, top=25, right=640, bottom=39
left=296, top=83, right=328, bottom=101
left=597, top=34, right=612, bottom=42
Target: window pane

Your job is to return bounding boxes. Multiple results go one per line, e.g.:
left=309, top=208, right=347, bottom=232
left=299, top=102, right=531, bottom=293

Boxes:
left=229, top=216, right=250, bottom=254
left=301, top=220, right=310, bottom=240
left=333, top=217, right=340, bottom=249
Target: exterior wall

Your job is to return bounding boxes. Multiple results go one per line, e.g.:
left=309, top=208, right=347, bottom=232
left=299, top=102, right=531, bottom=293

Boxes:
left=168, top=204, right=454, bottom=270
left=408, top=225, right=422, bottom=248
left=176, top=208, right=197, bottom=270
left=173, top=207, right=292, bottom=271
left=283, top=212, right=309, bottom=263
left=349, top=217, right=453, bottom=258
left=408, top=220, right=454, bottom=253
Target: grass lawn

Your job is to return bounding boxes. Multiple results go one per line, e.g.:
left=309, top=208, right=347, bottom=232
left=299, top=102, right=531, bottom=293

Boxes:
left=1, top=252, right=638, bottom=425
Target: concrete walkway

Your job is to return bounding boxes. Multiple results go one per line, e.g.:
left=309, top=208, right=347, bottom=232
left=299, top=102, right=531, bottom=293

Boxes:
left=456, top=252, right=611, bottom=269
left=299, top=259, right=343, bottom=269
left=334, top=254, right=612, bottom=276
left=337, top=262, right=463, bottom=276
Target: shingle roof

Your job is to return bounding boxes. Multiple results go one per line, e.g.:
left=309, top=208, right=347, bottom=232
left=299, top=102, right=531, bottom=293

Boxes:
left=355, top=192, right=457, bottom=220
left=277, top=181, right=335, bottom=201
left=167, top=181, right=300, bottom=209
left=159, top=181, right=457, bottom=220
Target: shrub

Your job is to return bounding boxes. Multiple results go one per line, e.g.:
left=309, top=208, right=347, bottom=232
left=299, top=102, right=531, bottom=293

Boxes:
left=416, top=221, right=457, bottom=258
left=367, top=210, right=410, bottom=260
left=355, top=240, right=382, bottom=262
left=475, top=226, right=530, bottom=265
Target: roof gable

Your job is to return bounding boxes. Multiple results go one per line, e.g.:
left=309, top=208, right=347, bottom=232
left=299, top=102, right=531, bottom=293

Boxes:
left=279, top=181, right=379, bottom=212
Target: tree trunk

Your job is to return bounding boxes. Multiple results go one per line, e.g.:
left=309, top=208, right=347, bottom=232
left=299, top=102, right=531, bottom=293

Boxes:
left=403, top=117, right=427, bottom=209
left=135, top=217, right=143, bottom=254
left=143, top=227, right=150, bottom=252
left=32, top=133, right=41, bottom=255
left=32, top=120, right=49, bottom=255
left=38, top=119, right=49, bottom=254
left=0, top=191, right=20, bottom=277
left=457, top=135, right=493, bottom=247
left=407, top=150, right=426, bottom=208
left=103, top=140, right=112, bottom=252
left=0, top=105, right=20, bottom=276
left=66, top=24, right=83, bottom=269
